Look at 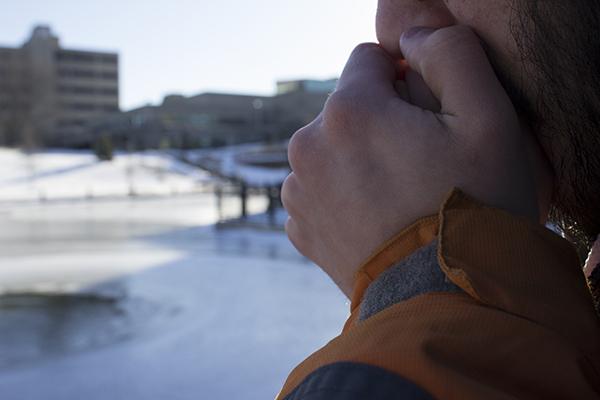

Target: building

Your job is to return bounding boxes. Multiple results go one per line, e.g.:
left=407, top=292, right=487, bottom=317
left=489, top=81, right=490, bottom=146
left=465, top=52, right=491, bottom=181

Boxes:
left=0, top=26, right=332, bottom=149
left=271, top=78, right=337, bottom=138
left=95, top=92, right=274, bottom=150
left=0, top=26, right=119, bottom=147
left=93, top=78, right=336, bottom=150
left=0, top=46, right=31, bottom=146
left=276, top=78, right=337, bottom=95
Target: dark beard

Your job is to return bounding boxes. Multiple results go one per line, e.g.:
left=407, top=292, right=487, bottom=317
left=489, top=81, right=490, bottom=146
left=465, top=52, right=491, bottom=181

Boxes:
left=504, top=1, right=600, bottom=254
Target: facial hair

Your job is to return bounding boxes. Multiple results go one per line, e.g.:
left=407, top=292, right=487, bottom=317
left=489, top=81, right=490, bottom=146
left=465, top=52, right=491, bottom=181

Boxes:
left=506, top=0, right=600, bottom=252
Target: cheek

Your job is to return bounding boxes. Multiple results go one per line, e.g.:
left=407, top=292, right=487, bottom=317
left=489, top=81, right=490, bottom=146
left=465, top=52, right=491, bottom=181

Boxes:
left=448, top=0, right=517, bottom=57
left=375, top=0, right=513, bottom=60
left=375, top=1, right=399, bottom=56
left=376, top=0, right=455, bottom=58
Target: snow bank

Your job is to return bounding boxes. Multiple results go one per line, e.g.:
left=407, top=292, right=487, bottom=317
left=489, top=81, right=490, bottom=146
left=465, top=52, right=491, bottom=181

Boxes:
left=0, top=148, right=213, bottom=202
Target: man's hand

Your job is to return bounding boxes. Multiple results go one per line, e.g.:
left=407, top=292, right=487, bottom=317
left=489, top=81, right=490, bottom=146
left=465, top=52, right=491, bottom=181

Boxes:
left=282, top=26, right=549, bottom=297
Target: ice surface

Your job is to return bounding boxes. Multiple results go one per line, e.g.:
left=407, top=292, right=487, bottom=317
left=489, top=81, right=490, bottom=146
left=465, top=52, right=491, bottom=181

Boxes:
left=0, top=154, right=347, bottom=400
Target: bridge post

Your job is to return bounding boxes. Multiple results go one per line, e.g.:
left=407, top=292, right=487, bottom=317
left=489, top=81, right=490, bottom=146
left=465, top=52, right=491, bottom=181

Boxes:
left=240, top=181, right=248, bottom=220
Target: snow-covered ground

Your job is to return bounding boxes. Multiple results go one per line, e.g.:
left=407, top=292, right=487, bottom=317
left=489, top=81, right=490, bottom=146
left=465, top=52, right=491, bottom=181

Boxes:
left=0, top=148, right=212, bottom=202
left=0, top=149, right=347, bottom=400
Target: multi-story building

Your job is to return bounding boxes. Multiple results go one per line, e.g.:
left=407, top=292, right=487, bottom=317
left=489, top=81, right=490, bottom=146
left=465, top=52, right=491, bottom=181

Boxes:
left=0, top=26, right=119, bottom=147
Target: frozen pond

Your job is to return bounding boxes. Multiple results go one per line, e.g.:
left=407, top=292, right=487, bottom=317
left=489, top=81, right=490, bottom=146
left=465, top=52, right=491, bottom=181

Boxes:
left=0, top=194, right=348, bottom=400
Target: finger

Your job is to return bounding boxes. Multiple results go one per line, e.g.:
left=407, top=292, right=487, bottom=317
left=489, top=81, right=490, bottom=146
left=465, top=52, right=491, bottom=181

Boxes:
left=394, top=80, right=410, bottom=102
left=405, top=68, right=441, bottom=112
left=287, top=116, right=321, bottom=175
left=400, top=25, right=513, bottom=121
left=336, top=43, right=400, bottom=101
left=324, top=44, right=418, bottom=134
left=281, top=172, right=308, bottom=221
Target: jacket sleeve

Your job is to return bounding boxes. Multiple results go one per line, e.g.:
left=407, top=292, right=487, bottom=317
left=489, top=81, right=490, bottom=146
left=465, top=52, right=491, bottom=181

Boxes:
left=276, top=189, right=600, bottom=400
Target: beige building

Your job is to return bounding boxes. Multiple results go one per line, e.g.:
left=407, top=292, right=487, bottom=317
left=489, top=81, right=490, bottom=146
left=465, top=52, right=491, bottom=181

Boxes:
left=0, top=26, right=119, bottom=147
left=93, top=78, right=336, bottom=150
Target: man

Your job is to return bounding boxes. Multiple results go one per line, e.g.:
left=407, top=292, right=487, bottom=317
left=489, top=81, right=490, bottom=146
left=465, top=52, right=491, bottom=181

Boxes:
left=277, top=1, right=600, bottom=399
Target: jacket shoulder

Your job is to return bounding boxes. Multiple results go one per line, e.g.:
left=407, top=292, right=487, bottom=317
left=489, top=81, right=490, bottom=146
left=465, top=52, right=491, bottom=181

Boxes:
left=282, top=362, right=434, bottom=400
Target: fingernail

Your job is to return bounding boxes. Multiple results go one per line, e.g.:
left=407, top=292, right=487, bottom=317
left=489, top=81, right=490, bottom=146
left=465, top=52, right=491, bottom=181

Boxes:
left=400, top=26, right=437, bottom=44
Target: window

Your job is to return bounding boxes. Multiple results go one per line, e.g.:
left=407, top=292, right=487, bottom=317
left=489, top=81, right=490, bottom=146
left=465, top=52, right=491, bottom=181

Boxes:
left=100, top=88, right=119, bottom=96
left=218, top=116, right=247, bottom=126
left=58, top=86, right=96, bottom=95
left=62, top=103, right=97, bottom=111
left=56, top=51, right=97, bottom=63
left=58, top=118, right=87, bottom=127
left=101, top=72, right=118, bottom=80
left=102, top=105, right=119, bottom=112
left=101, top=55, right=118, bottom=64
left=58, top=68, right=96, bottom=79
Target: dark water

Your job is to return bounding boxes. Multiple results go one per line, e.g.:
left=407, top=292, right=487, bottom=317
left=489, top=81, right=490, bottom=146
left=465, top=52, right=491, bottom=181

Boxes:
left=0, top=289, right=179, bottom=370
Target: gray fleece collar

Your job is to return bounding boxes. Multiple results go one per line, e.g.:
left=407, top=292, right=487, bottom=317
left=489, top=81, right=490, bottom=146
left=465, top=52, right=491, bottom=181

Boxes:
left=359, top=241, right=462, bottom=321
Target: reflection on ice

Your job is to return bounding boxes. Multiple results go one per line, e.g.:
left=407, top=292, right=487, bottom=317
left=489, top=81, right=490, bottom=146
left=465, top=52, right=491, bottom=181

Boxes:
left=0, top=286, right=176, bottom=370
left=0, top=194, right=347, bottom=400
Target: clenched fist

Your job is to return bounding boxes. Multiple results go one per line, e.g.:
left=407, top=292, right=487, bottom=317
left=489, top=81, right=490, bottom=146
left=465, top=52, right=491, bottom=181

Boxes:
left=282, top=26, right=552, bottom=297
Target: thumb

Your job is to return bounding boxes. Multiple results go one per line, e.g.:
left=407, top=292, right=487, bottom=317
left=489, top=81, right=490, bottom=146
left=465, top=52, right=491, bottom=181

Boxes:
left=336, top=43, right=399, bottom=100
left=400, top=25, right=513, bottom=125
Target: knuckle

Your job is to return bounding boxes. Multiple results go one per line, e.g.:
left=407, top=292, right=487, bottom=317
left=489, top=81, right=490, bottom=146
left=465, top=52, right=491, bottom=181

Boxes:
left=322, top=89, right=369, bottom=132
left=324, top=90, right=356, bottom=118
left=287, top=125, right=314, bottom=172
left=410, top=25, right=479, bottom=68
left=350, top=42, right=384, bottom=60
left=280, top=173, right=297, bottom=212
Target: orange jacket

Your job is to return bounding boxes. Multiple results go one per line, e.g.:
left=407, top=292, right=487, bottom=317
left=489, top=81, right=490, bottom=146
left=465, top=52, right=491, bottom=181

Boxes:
left=277, top=190, right=600, bottom=399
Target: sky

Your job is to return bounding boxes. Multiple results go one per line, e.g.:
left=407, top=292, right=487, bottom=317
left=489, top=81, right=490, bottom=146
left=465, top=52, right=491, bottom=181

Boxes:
left=1, top=0, right=377, bottom=110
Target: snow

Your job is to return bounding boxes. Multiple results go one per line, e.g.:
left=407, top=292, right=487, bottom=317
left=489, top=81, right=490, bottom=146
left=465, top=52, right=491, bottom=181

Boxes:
left=185, top=143, right=290, bottom=187
left=0, top=149, right=347, bottom=400
left=0, top=149, right=213, bottom=202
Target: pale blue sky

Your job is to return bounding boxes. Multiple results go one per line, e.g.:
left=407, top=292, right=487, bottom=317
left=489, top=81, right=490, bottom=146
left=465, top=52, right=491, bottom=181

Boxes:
left=1, top=0, right=377, bottom=110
